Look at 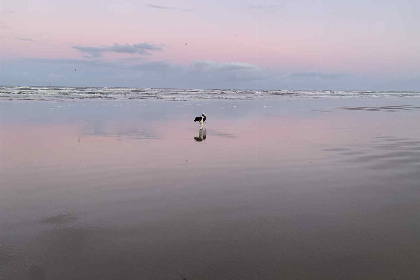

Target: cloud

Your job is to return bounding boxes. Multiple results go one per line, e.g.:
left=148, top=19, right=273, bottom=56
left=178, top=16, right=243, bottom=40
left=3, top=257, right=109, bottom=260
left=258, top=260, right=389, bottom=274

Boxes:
left=146, top=4, right=192, bottom=12
left=274, top=72, right=352, bottom=90
left=2, top=58, right=419, bottom=91
left=1, top=10, right=15, bottom=14
left=17, top=37, right=35, bottom=42
left=188, top=61, right=266, bottom=83
left=73, top=43, right=162, bottom=58
left=128, top=61, right=266, bottom=85
left=1, top=58, right=267, bottom=88
left=287, top=72, right=344, bottom=80
left=191, top=61, right=258, bottom=72
left=23, top=58, right=121, bottom=68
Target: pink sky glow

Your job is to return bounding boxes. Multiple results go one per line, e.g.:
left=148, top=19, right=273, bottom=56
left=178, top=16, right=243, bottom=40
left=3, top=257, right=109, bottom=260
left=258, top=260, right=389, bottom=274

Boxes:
left=1, top=0, right=419, bottom=89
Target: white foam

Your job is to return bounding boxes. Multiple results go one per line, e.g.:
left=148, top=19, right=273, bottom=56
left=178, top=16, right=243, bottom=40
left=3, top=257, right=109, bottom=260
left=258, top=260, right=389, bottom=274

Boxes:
left=1, top=86, right=419, bottom=101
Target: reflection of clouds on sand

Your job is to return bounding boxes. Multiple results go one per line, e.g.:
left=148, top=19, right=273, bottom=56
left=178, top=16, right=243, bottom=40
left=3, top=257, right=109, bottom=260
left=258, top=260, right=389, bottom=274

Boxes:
left=2, top=99, right=420, bottom=280
left=40, top=212, right=78, bottom=225
left=83, top=121, right=159, bottom=139
left=367, top=137, right=420, bottom=172
left=338, top=151, right=367, bottom=156
left=341, top=105, right=420, bottom=112
left=311, top=109, right=332, bottom=113
left=322, top=136, right=420, bottom=178
left=206, top=129, right=236, bottom=139
left=322, top=147, right=352, bottom=152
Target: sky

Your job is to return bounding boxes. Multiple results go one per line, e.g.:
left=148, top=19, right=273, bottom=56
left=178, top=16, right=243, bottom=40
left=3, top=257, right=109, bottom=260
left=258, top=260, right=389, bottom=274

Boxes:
left=0, top=0, right=419, bottom=90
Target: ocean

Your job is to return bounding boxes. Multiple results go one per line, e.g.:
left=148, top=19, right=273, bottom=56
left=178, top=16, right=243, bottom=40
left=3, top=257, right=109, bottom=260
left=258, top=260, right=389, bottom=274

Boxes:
left=1, top=86, right=420, bottom=101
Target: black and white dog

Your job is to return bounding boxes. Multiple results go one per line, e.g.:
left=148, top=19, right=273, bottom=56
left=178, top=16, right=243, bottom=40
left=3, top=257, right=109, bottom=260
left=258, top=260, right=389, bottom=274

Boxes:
left=194, top=113, right=206, bottom=129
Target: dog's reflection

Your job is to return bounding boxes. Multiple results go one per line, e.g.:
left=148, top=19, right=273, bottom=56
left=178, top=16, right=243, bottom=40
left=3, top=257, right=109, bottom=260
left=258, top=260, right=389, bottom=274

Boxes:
left=194, top=128, right=207, bottom=142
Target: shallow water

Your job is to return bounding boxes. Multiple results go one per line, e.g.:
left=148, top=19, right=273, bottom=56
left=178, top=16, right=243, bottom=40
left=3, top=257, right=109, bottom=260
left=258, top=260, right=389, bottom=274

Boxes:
left=1, top=98, right=420, bottom=280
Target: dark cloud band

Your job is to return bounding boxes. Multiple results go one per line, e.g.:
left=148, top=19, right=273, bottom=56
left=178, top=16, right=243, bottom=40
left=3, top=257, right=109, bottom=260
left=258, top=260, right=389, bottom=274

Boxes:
left=73, top=43, right=162, bottom=58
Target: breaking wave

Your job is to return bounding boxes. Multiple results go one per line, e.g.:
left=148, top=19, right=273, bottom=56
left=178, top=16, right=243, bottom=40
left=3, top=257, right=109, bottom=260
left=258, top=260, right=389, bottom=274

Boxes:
left=1, top=86, right=419, bottom=101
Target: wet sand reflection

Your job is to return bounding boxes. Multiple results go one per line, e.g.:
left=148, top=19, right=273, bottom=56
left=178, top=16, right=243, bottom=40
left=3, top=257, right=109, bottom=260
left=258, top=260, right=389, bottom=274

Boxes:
left=1, top=99, right=420, bottom=280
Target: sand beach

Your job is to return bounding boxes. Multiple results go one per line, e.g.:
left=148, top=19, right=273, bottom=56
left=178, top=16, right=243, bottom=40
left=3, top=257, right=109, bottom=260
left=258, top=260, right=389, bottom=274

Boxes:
left=1, top=96, right=420, bottom=279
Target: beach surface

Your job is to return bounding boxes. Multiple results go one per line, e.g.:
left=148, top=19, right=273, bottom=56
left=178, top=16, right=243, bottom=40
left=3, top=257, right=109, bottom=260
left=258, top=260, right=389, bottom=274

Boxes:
left=1, top=98, right=420, bottom=280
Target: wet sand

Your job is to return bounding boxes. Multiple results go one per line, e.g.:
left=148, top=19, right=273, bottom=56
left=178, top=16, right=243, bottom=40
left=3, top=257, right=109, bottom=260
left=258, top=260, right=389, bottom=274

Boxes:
left=1, top=98, right=420, bottom=280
